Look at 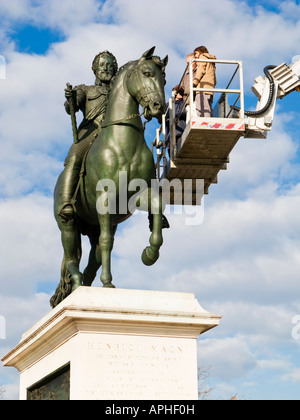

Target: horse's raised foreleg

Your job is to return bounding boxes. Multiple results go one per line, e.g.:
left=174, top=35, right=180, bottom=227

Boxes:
left=139, top=188, right=164, bottom=266
left=98, top=213, right=116, bottom=288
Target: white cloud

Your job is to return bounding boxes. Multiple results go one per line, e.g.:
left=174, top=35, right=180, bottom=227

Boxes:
left=0, top=194, right=61, bottom=297
left=197, top=337, right=257, bottom=381
left=99, top=0, right=300, bottom=78
left=257, top=359, right=291, bottom=371
left=0, top=293, right=50, bottom=342
left=282, top=368, right=300, bottom=383
left=0, top=0, right=103, bottom=33
left=113, top=176, right=300, bottom=297
left=0, top=0, right=29, bottom=21
left=0, top=292, right=51, bottom=400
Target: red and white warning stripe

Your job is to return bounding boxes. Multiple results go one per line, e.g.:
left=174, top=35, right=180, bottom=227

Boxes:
left=192, top=121, right=245, bottom=131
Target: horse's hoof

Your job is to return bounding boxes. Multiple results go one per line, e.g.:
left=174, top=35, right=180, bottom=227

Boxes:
left=142, top=247, right=159, bottom=266
left=71, top=273, right=83, bottom=292
left=72, top=283, right=81, bottom=292
left=103, top=283, right=116, bottom=289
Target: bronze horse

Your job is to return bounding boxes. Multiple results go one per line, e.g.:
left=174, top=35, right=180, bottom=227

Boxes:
left=51, top=47, right=168, bottom=307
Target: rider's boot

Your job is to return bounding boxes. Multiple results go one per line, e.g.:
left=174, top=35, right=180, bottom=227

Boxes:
left=58, top=162, right=80, bottom=222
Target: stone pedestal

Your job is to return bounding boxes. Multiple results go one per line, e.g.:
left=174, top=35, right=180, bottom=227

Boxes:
left=2, top=287, right=221, bottom=400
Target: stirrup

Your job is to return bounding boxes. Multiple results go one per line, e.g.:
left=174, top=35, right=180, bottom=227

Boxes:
left=148, top=214, right=170, bottom=232
left=58, top=203, right=76, bottom=222
left=162, top=215, right=170, bottom=230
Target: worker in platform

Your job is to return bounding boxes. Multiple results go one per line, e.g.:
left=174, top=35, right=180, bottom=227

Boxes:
left=181, top=53, right=196, bottom=104
left=193, top=46, right=217, bottom=117
left=165, top=85, right=187, bottom=157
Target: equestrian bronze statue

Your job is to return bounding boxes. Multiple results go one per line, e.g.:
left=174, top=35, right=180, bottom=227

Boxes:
left=51, top=47, right=168, bottom=307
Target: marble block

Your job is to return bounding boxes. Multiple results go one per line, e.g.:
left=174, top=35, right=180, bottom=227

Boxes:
left=2, top=287, right=221, bottom=400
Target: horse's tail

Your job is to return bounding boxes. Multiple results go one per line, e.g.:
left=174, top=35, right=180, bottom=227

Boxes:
left=50, top=257, right=72, bottom=308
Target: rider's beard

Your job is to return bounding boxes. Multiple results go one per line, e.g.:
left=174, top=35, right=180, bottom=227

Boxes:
left=98, top=71, right=112, bottom=83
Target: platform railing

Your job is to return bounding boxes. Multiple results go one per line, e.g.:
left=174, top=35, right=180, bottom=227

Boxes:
left=152, top=59, right=245, bottom=180
left=188, top=58, right=245, bottom=120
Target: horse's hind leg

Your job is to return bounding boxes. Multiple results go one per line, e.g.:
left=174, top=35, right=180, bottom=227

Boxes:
left=139, top=187, right=164, bottom=266
left=83, top=230, right=102, bottom=287
left=84, top=224, right=118, bottom=287
left=50, top=256, right=72, bottom=308
left=50, top=220, right=82, bottom=308
left=98, top=213, right=116, bottom=288
left=58, top=218, right=83, bottom=291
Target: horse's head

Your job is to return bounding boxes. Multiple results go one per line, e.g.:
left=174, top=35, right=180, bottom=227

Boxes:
left=126, top=47, right=168, bottom=123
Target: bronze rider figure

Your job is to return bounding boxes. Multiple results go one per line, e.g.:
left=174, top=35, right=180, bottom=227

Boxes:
left=58, top=50, right=118, bottom=221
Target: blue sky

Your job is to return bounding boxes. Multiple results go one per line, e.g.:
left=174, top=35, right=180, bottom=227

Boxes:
left=0, top=0, right=300, bottom=401
left=10, top=25, right=65, bottom=54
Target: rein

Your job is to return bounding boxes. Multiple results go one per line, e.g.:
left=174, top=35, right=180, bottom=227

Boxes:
left=101, top=110, right=152, bottom=130
left=101, top=63, right=158, bottom=129
left=101, top=111, right=145, bottom=129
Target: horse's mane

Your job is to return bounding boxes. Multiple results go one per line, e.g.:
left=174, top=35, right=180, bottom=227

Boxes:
left=110, top=55, right=167, bottom=90
left=110, top=60, right=134, bottom=89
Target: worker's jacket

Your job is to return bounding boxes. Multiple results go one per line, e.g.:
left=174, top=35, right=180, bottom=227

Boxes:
left=193, top=53, right=217, bottom=96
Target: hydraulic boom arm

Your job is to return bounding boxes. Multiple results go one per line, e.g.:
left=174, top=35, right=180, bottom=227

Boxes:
left=245, top=57, right=300, bottom=138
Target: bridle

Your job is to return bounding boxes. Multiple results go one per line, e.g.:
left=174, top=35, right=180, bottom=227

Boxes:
left=101, top=59, right=164, bottom=129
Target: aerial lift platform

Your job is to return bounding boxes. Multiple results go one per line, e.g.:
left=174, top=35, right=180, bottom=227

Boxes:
left=153, top=57, right=300, bottom=205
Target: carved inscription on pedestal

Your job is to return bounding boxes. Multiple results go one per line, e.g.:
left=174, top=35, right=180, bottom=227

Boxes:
left=85, top=339, right=194, bottom=400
